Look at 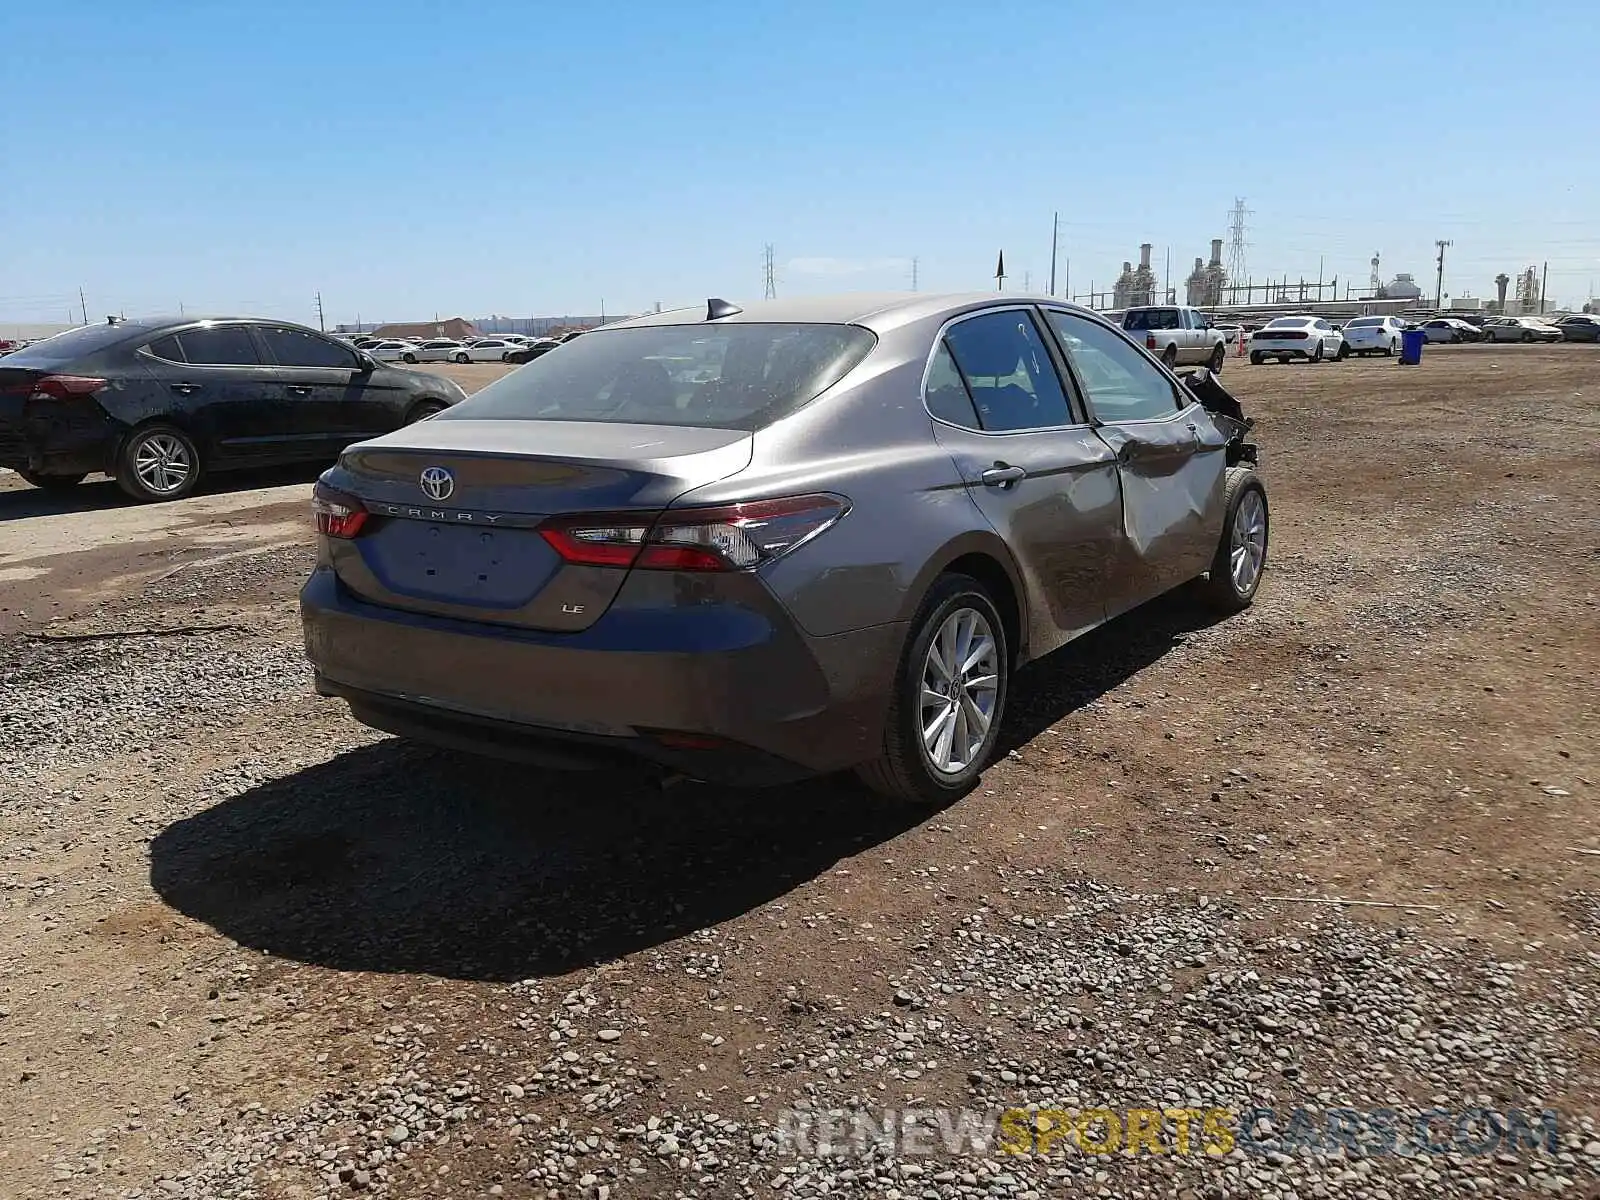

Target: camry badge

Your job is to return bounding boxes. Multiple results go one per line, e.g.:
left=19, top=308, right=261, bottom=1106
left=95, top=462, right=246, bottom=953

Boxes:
left=419, top=466, right=455, bottom=501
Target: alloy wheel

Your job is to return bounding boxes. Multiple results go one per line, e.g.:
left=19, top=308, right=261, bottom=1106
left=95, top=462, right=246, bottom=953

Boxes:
left=919, top=607, right=1000, bottom=775
left=1230, top=488, right=1267, bottom=594
left=133, top=433, right=193, bottom=496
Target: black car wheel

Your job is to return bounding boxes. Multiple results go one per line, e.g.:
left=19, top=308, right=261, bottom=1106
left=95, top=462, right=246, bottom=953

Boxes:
left=1208, top=344, right=1226, bottom=372
left=17, top=470, right=87, bottom=492
left=1336, top=342, right=1350, bottom=361
left=1161, top=345, right=1178, bottom=369
left=405, top=400, right=448, bottom=424
left=401, top=352, right=417, bottom=364
left=116, top=424, right=200, bottom=502
left=1249, top=351, right=1264, bottom=365
left=1196, top=467, right=1268, bottom=613
left=454, top=352, right=470, bottom=364
left=858, top=573, right=1009, bottom=808
left=1310, top=342, right=1324, bottom=364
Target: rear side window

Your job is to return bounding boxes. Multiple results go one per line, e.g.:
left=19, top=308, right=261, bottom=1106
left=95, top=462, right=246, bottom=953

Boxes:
left=440, top=323, right=875, bottom=431
left=176, top=325, right=261, bottom=366
left=258, top=326, right=358, bottom=369
left=146, top=335, right=186, bottom=362
left=942, top=310, right=1073, bottom=432
left=1044, top=310, right=1181, bottom=423
left=924, top=343, right=981, bottom=428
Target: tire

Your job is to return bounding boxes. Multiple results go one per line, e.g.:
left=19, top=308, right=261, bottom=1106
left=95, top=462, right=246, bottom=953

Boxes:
left=401, top=353, right=417, bottom=364
left=1336, top=342, right=1350, bottom=361
left=1383, top=340, right=1395, bottom=356
left=856, top=574, right=1009, bottom=808
left=116, top=424, right=200, bottom=502
left=1249, top=352, right=1264, bottom=365
left=17, top=470, right=87, bottom=492
left=1310, top=341, right=1324, bottom=364
left=1521, top=331, right=1532, bottom=343
left=1161, top=345, right=1178, bottom=369
left=1195, top=467, right=1268, bottom=613
left=1208, top=343, right=1226, bottom=373
left=454, top=352, right=470, bottom=364
left=405, top=400, right=447, bottom=424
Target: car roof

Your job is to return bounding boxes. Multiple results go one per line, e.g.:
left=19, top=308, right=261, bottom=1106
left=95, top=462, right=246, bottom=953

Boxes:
left=609, top=292, right=1112, bottom=335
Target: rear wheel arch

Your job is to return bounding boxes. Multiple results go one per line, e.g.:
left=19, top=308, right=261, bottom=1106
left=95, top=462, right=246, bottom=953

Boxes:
left=901, top=544, right=1025, bottom=668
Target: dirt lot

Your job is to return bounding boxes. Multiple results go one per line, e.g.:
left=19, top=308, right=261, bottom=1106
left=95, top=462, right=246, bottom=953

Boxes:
left=1, top=348, right=1596, bottom=1199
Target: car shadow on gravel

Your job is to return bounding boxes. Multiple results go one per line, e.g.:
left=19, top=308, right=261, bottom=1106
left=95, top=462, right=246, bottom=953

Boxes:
left=148, top=591, right=1226, bottom=982
left=0, top=462, right=328, bottom=520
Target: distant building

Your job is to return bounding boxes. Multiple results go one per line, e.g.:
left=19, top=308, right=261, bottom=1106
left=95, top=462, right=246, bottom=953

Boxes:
left=0, top=321, right=78, bottom=341
left=370, top=318, right=479, bottom=340
left=1385, top=273, right=1423, bottom=301
left=1114, top=244, right=1158, bottom=309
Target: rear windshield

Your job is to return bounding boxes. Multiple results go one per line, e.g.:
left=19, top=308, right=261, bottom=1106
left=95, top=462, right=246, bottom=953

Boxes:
left=1122, top=309, right=1180, bottom=331
left=439, top=322, right=877, bottom=430
left=1346, top=317, right=1383, bottom=328
left=1265, top=318, right=1311, bottom=328
left=1, top=323, right=141, bottom=365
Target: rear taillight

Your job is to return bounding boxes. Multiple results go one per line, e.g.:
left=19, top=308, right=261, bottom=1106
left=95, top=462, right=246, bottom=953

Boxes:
left=312, top=482, right=368, bottom=538
left=1145, top=334, right=1157, bottom=350
left=30, top=375, right=108, bottom=400
left=540, top=493, right=850, bottom=572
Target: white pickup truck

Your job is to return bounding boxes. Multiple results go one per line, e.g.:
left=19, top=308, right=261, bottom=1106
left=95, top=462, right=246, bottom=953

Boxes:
left=1120, top=305, right=1230, bottom=372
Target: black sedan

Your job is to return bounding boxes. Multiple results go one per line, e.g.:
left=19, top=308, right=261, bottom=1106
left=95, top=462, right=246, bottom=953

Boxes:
left=1556, top=314, right=1600, bottom=343
left=504, top=338, right=562, bottom=365
left=0, top=317, right=465, bottom=501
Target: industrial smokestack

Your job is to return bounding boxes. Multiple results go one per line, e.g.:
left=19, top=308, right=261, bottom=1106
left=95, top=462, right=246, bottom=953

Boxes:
left=1495, top=273, right=1510, bottom=304
left=1139, top=243, right=1152, bottom=270
left=1194, top=257, right=1204, bottom=272
left=1210, top=239, right=1224, bottom=267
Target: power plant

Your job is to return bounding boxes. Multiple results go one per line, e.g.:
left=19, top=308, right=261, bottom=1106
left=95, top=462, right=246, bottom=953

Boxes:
left=1112, top=243, right=1158, bottom=308
left=1185, top=239, right=1227, bottom=306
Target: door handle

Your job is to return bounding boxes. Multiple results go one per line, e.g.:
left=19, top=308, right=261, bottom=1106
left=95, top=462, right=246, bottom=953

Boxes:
left=980, top=463, right=1026, bottom=488
left=169, top=382, right=201, bottom=396
left=285, top=384, right=314, bottom=396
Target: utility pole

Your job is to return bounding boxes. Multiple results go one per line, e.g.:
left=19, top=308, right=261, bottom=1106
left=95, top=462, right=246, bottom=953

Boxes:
left=315, top=291, right=326, bottom=332
left=995, top=250, right=1006, bottom=292
left=1064, top=258, right=1070, bottom=301
left=1023, top=270, right=1031, bottom=292
left=1434, top=240, right=1452, bottom=310
left=1164, top=247, right=1171, bottom=305
left=1540, top=261, right=1548, bottom=314
left=79, top=288, right=88, bottom=324
left=1048, top=211, right=1059, bottom=296
left=910, top=257, right=919, bottom=291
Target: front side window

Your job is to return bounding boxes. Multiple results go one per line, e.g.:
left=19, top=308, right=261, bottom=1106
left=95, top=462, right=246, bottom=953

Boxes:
left=439, top=322, right=875, bottom=431
left=1044, top=310, right=1181, bottom=424
left=258, top=326, right=358, bottom=369
left=177, top=324, right=261, bottom=366
left=941, top=310, right=1072, bottom=432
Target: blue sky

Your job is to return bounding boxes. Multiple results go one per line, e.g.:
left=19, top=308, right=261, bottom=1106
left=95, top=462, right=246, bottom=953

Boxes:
left=3, top=1, right=1597, bottom=326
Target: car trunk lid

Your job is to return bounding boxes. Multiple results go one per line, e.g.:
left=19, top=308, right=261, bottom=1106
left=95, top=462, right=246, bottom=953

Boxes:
left=326, top=418, right=753, bottom=632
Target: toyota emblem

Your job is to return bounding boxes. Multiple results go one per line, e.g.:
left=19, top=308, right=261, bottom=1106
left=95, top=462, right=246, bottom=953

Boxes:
left=419, top=466, right=455, bottom=501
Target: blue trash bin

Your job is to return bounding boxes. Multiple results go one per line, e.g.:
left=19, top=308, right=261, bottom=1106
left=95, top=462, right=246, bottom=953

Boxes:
left=1399, top=329, right=1426, bottom=365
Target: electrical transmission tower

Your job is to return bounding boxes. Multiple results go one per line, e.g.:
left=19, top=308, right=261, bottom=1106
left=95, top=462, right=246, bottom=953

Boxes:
left=1434, top=239, right=1453, bottom=309
left=1225, top=198, right=1251, bottom=288
left=1369, top=252, right=1382, bottom=297
left=762, top=244, right=777, bottom=300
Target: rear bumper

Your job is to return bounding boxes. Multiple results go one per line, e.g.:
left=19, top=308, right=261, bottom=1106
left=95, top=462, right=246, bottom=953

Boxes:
left=299, top=567, right=905, bottom=785
left=0, top=396, right=118, bottom=474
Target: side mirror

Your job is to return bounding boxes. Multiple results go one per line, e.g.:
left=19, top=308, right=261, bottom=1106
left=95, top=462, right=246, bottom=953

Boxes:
left=356, top=353, right=377, bottom=372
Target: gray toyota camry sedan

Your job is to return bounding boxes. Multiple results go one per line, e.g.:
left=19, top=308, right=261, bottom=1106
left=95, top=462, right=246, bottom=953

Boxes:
left=300, top=293, right=1267, bottom=805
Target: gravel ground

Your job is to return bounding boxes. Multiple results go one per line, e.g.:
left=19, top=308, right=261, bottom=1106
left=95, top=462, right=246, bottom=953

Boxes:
left=0, top=347, right=1596, bottom=1199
